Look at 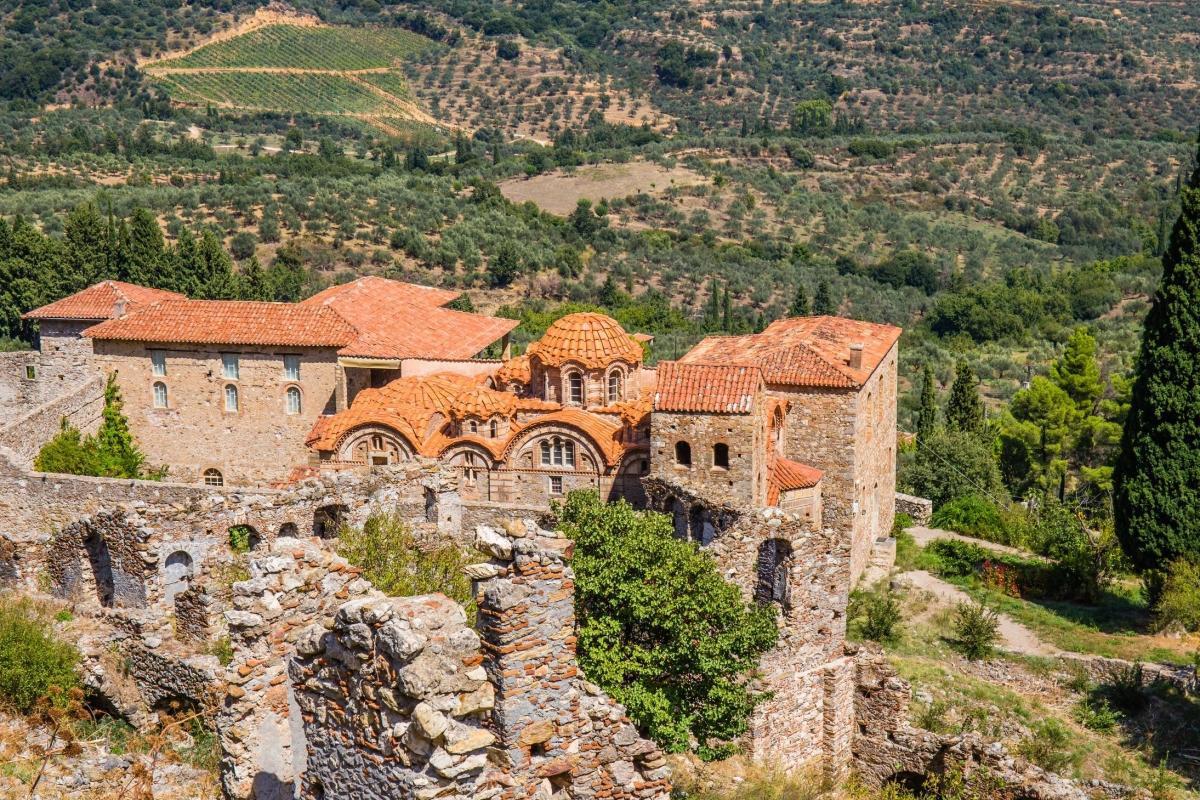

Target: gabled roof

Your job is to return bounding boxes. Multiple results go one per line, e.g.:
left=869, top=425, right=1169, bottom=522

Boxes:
left=22, top=281, right=185, bottom=321
left=301, top=276, right=517, bottom=360
left=654, top=361, right=762, bottom=414
left=767, top=458, right=824, bottom=506
left=681, top=316, right=901, bottom=389
left=76, top=277, right=516, bottom=359
left=83, top=299, right=357, bottom=347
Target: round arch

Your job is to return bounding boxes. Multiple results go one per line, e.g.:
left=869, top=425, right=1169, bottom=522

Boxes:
left=501, top=422, right=607, bottom=473
left=336, top=424, right=417, bottom=465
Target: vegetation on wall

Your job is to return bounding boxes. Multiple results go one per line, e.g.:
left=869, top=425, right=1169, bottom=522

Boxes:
left=34, top=374, right=155, bottom=480
left=555, top=491, right=778, bottom=759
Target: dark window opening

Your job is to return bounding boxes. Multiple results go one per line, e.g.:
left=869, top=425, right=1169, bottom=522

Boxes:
left=713, top=443, right=730, bottom=469
left=313, top=504, right=349, bottom=539
left=83, top=531, right=115, bottom=608
left=674, top=441, right=692, bottom=467
left=754, top=538, right=793, bottom=608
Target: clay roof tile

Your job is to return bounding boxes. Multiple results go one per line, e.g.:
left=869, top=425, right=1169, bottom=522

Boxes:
left=654, top=361, right=762, bottom=414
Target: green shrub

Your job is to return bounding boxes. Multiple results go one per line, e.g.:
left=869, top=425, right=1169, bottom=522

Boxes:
left=952, top=601, right=1000, bottom=660
left=33, top=374, right=150, bottom=480
left=891, top=512, right=914, bottom=538
left=1152, top=558, right=1200, bottom=633
left=1027, top=503, right=1120, bottom=604
left=209, top=635, right=233, bottom=667
left=930, top=495, right=1021, bottom=547
left=1073, top=696, right=1119, bottom=732
left=228, top=525, right=255, bottom=554
left=925, top=539, right=988, bottom=578
left=1098, top=663, right=1149, bottom=716
left=337, top=513, right=474, bottom=610
left=0, top=596, right=81, bottom=712
left=557, top=491, right=778, bottom=759
left=849, top=587, right=903, bottom=643
left=1017, top=719, right=1079, bottom=774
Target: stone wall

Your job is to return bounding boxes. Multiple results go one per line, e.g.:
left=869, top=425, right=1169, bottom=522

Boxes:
left=649, top=409, right=765, bottom=509
left=895, top=492, right=933, bottom=525
left=93, top=340, right=342, bottom=486
left=0, top=350, right=38, bottom=410
left=0, top=375, right=105, bottom=467
left=851, top=343, right=898, bottom=584
left=46, top=510, right=149, bottom=610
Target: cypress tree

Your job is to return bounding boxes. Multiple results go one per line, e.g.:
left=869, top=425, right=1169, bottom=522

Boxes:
left=813, top=280, right=835, bottom=315
left=1113, top=144, right=1200, bottom=571
left=195, top=229, right=235, bottom=299
left=92, top=373, right=145, bottom=478
left=916, top=363, right=938, bottom=445
left=126, top=208, right=167, bottom=288
left=721, top=285, right=732, bottom=331
left=946, top=360, right=985, bottom=434
left=237, top=256, right=270, bottom=301
left=789, top=284, right=810, bottom=316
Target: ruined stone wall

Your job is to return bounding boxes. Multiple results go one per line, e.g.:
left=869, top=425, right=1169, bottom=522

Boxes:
left=649, top=409, right=764, bottom=508
left=92, top=340, right=341, bottom=486
left=46, top=510, right=149, bottom=610
left=851, top=343, right=898, bottom=583
left=0, top=375, right=105, bottom=467
left=707, top=509, right=854, bottom=775
left=895, top=492, right=933, bottom=525
left=0, top=350, right=39, bottom=410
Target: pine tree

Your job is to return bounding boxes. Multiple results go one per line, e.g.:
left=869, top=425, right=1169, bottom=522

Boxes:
left=1051, top=327, right=1103, bottom=414
left=946, top=360, right=985, bottom=434
left=916, top=363, right=938, bottom=445
left=1113, top=144, right=1200, bottom=571
left=789, top=284, right=810, bottom=316
left=813, top=280, right=835, bottom=315
left=64, top=202, right=111, bottom=287
left=92, top=374, right=145, bottom=478
left=268, top=243, right=307, bottom=301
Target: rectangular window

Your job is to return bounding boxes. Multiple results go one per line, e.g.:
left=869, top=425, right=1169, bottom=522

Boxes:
left=548, top=475, right=563, bottom=496
left=283, top=355, right=300, bottom=381
left=222, top=353, right=239, bottom=380
left=24, top=365, right=36, bottom=380
left=151, top=350, right=166, bottom=376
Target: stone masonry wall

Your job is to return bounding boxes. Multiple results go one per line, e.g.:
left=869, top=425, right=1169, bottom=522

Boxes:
left=895, top=492, right=933, bottom=525
left=92, top=340, right=341, bottom=486
left=851, top=343, right=898, bottom=584
left=707, top=509, right=854, bottom=776
left=649, top=409, right=765, bottom=509
left=0, top=375, right=105, bottom=467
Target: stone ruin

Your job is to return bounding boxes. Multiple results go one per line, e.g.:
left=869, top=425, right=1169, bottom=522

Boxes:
left=220, top=525, right=669, bottom=800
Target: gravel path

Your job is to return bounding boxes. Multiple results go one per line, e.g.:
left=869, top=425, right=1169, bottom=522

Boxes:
left=906, top=526, right=1036, bottom=559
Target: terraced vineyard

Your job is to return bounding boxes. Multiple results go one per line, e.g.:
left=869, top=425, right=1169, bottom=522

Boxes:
left=145, top=22, right=441, bottom=133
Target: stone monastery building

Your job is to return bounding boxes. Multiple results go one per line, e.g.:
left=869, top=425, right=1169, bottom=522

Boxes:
left=16, top=276, right=900, bottom=581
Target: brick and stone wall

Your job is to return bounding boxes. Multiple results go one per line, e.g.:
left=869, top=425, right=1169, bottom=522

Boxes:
left=649, top=409, right=765, bottom=509
left=93, top=340, right=341, bottom=486
left=850, top=343, right=898, bottom=583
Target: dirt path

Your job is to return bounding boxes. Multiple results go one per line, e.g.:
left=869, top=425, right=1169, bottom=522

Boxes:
left=907, top=525, right=1041, bottom=560
left=896, top=569, right=1062, bottom=657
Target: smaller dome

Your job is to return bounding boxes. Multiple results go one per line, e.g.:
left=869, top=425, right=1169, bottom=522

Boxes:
left=527, top=313, right=643, bottom=369
left=450, top=385, right=518, bottom=420
left=496, top=353, right=531, bottom=386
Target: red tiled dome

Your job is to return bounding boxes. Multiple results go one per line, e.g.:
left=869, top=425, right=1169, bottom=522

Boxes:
left=450, top=386, right=518, bottom=420
left=527, top=313, right=643, bottom=369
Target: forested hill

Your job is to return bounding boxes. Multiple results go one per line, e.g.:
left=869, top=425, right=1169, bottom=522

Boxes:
left=5, top=0, right=1199, bottom=142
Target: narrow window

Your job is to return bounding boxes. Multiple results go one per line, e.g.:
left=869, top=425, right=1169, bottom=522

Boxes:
left=755, top=539, right=793, bottom=608
left=283, top=355, right=300, bottom=381
left=713, top=443, right=730, bottom=469
left=489, top=419, right=498, bottom=438
left=222, top=353, right=239, bottom=380
left=203, top=468, right=223, bottom=487
left=540, top=440, right=552, bottom=466
left=151, top=350, right=166, bottom=376
left=286, top=386, right=301, bottom=414
left=225, top=384, right=239, bottom=412
left=548, top=475, right=563, bottom=496
left=153, top=381, right=168, bottom=409
left=25, top=365, right=36, bottom=380
left=568, top=373, right=583, bottom=404
left=607, top=371, right=622, bottom=403
left=469, top=420, right=478, bottom=434
left=675, top=441, right=692, bottom=467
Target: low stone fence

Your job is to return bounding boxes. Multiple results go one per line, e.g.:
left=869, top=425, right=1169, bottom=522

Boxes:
left=895, top=492, right=933, bottom=525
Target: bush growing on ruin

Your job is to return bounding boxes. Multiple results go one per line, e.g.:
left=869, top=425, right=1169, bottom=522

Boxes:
left=0, top=597, right=80, bottom=713
left=337, top=513, right=475, bottom=613
left=1151, top=557, right=1200, bottom=633
left=1017, top=719, right=1080, bottom=774
left=555, top=491, right=779, bottom=759
left=33, top=374, right=150, bottom=480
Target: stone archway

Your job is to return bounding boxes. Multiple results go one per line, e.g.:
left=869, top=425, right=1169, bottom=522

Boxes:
left=83, top=530, right=115, bottom=608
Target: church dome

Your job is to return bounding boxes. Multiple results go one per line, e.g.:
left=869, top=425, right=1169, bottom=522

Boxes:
left=527, top=313, right=643, bottom=369
left=449, top=385, right=518, bottom=420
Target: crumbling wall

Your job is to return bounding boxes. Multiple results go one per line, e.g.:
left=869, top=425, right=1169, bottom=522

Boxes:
left=0, top=375, right=105, bottom=467
left=47, top=510, right=148, bottom=610
left=895, top=492, right=933, bottom=526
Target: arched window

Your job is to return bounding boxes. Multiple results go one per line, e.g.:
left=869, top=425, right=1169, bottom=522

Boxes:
left=567, top=372, right=584, bottom=405
left=754, top=538, right=793, bottom=608
left=540, top=437, right=575, bottom=467
left=469, top=420, right=478, bottom=434
left=674, top=441, right=692, bottom=467
left=224, top=384, right=239, bottom=412
left=203, top=468, right=223, bottom=487
left=713, top=443, right=730, bottom=469
left=153, top=381, right=168, bottom=409
left=463, top=452, right=480, bottom=486
left=607, top=370, right=623, bottom=403
left=285, top=386, right=301, bottom=414
left=489, top=419, right=498, bottom=438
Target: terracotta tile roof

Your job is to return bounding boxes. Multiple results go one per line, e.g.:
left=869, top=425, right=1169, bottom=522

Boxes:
left=591, top=397, right=652, bottom=428
left=23, top=281, right=185, bottom=321
left=302, top=277, right=517, bottom=360
left=495, top=354, right=531, bottom=386
left=654, top=361, right=762, bottom=414
left=427, top=432, right=510, bottom=461
left=767, top=458, right=823, bottom=506
left=305, top=373, right=475, bottom=451
left=681, top=316, right=901, bottom=389
left=449, top=385, right=518, bottom=420
left=84, top=299, right=358, bottom=347
left=527, top=312, right=643, bottom=369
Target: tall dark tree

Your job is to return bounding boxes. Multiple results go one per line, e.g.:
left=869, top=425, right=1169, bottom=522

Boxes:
left=789, top=283, right=810, bottom=316
left=268, top=242, right=307, bottom=302
left=946, top=360, right=985, bottom=434
left=813, top=280, right=835, bottom=315
left=194, top=229, right=234, bottom=299
left=916, top=363, right=938, bottom=445
left=1113, top=144, right=1200, bottom=571
left=236, top=256, right=270, bottom=301
left=64, top=202, right=111, bottom=287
